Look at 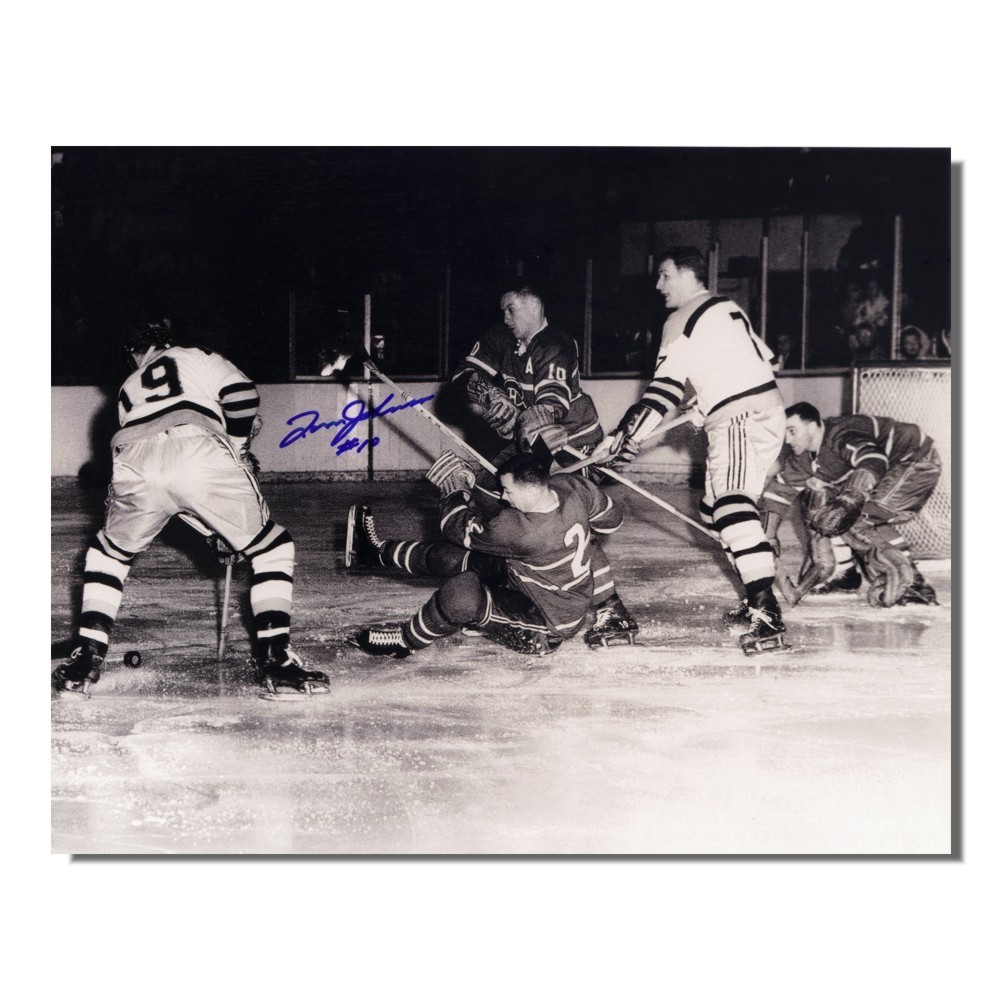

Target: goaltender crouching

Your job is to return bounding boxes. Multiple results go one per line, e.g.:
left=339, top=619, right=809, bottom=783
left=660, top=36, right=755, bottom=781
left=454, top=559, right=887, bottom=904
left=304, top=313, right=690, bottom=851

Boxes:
left=347, top=451, right=635, bottom=658
left=763, top=401, right=941, bottom=607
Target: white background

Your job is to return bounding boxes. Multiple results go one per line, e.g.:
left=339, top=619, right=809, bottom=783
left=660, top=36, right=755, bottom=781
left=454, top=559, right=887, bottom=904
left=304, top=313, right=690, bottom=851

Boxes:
left=12, top=2, right=994, bottom=996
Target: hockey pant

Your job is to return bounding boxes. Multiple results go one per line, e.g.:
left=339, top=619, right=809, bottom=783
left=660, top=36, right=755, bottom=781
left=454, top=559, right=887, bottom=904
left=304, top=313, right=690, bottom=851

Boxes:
left=862, top=448, right=942, bottom=525
left=78, top=424, right=294, bottom=657
left=700, top=408, right=785, bottom=598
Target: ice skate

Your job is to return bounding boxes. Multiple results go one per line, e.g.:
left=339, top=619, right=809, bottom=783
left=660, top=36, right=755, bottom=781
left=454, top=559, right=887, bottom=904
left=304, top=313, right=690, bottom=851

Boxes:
left=722, top=598, right=752, bottom=629
left=349, top=625, right=413, bottom=659
left=584, top=595, right=639, bottom=648
left=485, top=623, right=563, bottom=656
left=738, top=589, right=788, bottom=655
left=345, top=503, right=385, bottom=569
left=896, top=570, right=939, bottom=606
left=52, top=642, right=104, bottom=699
left=257, top=646, right=330, bottom=700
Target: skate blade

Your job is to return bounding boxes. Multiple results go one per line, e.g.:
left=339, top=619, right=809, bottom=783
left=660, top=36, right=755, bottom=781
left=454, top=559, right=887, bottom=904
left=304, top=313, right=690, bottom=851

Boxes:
left=587, top=633, right=640, bottom=649
left=740, top=636, right=791, bottom=657
left=260, top=681, right=330, bottom=701
left=53, top=683, right=92, bottom=700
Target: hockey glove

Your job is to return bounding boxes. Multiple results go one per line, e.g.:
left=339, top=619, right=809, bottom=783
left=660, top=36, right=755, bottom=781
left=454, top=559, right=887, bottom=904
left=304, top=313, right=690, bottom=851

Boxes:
left=608, top=403, right=661, bottom=465
left=517, top=404, right=568, bottom=454
left=207, top=534, right=244, bottom=565
left=426, top=450, right=476, bottom=497
left=809, top=468, right=878, bottom=537
left=467, top=374, right=518, bottom=438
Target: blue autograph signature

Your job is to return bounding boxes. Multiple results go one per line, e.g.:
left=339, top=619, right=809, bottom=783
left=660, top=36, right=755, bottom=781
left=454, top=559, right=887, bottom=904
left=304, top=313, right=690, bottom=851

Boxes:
left=279, top=393, right=435, bottom=456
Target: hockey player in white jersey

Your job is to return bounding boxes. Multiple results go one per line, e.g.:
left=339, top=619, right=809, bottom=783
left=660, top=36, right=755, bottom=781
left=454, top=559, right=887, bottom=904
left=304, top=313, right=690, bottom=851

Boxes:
left=604, top=247, right=787, bottom=654
left=52, top=321, right=329, bottom=699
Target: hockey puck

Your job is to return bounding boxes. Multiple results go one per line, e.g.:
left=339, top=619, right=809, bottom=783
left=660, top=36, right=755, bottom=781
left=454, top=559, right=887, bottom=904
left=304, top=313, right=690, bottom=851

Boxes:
left=123, top=650, right=142, bottom=668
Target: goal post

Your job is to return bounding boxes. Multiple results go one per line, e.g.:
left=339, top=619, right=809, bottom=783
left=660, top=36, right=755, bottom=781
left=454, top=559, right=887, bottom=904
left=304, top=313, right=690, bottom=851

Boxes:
left=852, top=361, right=952, bottom=559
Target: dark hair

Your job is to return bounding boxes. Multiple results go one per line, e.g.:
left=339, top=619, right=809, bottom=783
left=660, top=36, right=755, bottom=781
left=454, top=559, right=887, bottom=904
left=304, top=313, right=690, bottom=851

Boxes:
left=785, top=401, right=822, bottom=425
left=496, top=452, right=550, bottom=485
left=501, top=285, right=546, bottom=311
left=657, top=246, right=707, bottom=285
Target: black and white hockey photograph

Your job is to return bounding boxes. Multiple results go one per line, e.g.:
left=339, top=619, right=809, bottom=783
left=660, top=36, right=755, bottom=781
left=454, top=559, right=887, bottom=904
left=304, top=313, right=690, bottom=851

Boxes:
left=50, top=144, right=953, bottom=856
left=24, top=2, right=1000, bottom=995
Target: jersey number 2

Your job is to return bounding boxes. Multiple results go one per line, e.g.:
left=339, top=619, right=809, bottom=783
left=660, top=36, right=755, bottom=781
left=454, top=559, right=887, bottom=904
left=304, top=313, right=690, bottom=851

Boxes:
left=563, top=523, right=591, bottom=579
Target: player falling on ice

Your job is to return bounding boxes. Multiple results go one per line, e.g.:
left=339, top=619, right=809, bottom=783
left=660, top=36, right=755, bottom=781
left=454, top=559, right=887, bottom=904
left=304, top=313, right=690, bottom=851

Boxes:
left=451, top=284, right=638, bottom=647
left=51, top=321, right=329, bottom=700
left=346, top=451, right=631, bottom=658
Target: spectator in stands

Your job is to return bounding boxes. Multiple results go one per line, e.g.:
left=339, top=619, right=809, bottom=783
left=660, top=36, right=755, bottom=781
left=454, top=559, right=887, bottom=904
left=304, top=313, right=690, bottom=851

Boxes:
left=850, top=323, right=888, bottom=362
left=774, top=333, right=800, bottom=371
left=900, top=326, right=933, bottom=361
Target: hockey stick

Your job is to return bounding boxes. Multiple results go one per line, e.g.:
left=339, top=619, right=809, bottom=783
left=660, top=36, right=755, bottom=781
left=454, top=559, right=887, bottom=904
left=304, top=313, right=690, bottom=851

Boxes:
left=359, top=354, right=499, bottom=475
left=217, top=562, right=233, bottom=661
left=562, top=441, right=794, bottom=603
left=554, top=406, right=698, bottom=476
left=560, top=443, right=717, bottom=540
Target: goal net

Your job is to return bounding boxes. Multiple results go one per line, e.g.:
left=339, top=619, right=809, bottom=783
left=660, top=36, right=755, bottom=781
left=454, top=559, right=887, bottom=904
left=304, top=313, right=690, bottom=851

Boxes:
left=852, top=361, right=952, bottom=559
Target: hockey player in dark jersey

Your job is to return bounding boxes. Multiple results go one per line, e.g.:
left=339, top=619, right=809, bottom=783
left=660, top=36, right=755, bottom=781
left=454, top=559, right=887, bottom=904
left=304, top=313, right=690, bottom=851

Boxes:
left=347, top=451, right=632, bottom=658
left=762, top=401, right=942, bottom=607
left=52, top=321, right=329, bottom=700
left=451, top=285, right=637, bottom=647
left=454, top=286, right=604, bottom=461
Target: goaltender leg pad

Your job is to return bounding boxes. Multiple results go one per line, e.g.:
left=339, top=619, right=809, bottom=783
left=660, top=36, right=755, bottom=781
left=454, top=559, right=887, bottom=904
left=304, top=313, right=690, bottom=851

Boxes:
left=803, top=530, right=837, bottom=584
left=865, top=545, right=915, bottom=608
left=847, top=521, right=914, bottom=607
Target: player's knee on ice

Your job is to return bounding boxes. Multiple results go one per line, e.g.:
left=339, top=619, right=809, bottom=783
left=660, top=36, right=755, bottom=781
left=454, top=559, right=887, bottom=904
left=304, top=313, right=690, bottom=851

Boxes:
left=438, top=572, right=488, bottom=625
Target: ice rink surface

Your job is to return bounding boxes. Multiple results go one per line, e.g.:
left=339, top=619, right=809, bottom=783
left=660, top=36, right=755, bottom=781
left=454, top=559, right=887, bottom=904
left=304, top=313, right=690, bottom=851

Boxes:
left=51, top=477, right=951, bottom=855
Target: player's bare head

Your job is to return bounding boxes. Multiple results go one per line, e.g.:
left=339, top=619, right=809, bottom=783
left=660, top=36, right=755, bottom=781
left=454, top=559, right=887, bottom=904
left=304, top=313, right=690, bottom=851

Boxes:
left=497, top=452, right=550, bottom=485
left=497, top=453, right=552, bottom=511
left=500, top=287, right=545, bottom=340
left=784, top=402, right=823, bottom=455
left=655, top=247, right=706, bottom=308
left=657, top=247, right=707, bottom=284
